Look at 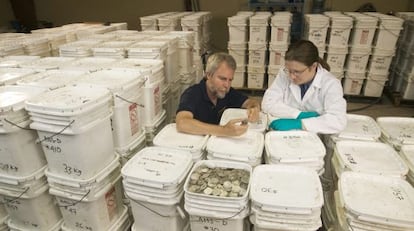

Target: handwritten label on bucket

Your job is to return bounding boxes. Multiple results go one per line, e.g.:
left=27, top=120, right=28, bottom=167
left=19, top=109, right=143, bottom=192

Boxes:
left=129, top=103, right=139, bottom=135
left=105, top=186, right=117, bottom=221
left=192, top=216, right=229, bottom=231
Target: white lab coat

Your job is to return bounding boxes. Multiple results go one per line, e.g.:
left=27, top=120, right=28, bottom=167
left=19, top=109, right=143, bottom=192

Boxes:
left=262, top=64, right=347, bottom=134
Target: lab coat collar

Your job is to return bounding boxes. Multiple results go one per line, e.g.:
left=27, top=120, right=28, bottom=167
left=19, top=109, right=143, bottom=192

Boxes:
left=289, top=64, right=324, bottom=103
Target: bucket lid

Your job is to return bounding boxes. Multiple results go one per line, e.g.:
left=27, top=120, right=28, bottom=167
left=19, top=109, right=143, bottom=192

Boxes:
left=153, top=123, right=209, bottom=153
left=25, top=85, right=112, bottom=116
left=0, top=56, right=41, bottom=68
left=76, top=69, right=144, bottom=93
left=339, top=171, right=414, bottom=227
left=334, top=140, right=408, bottom=177
left=121, top=146, right=193, bottom=188
left=265, top=131, right=326, bottom=161
left=20, top=57, right=77, bottom=70
left=376, top=117, right=414, bottom=146
left=250, top=164, right=323, bottom=213
left=0, top=68, right=37, bottom=85
left=16, top=70, right=87, bottom=90
left=333, top=114, right=381, bottom=141
left=0, top=85, right=46, bottom=113
left=206, top=131, right=264, bottom=161
left=219, top=108, right=267, bottom=132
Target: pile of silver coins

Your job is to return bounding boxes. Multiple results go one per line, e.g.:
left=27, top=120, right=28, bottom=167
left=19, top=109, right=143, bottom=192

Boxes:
left=187, top=165, right=250, bottom=197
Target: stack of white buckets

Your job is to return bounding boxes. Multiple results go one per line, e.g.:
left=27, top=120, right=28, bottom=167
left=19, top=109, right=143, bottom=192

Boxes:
left=249, top=165, right=324, bottom=231
left=323, top=12, right=353, bottom=81
left=320, top=114, right=414, bottom=230
left=25, top=85, right=130, bottom=231
left=0, top=85, right=63, bottom=230
left=121, top=146, right=193, bottom=231
left=73, top=69, right=147, bottom=164
left=247, top=13, right=271, bottom=90
left=267, top=12, right=292, bottom=86
left=227, top=13, right=250, bottom=88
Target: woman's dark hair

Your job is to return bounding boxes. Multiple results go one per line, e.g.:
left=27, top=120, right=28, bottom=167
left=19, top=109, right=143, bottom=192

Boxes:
left=285, top=40, right=330, bottom=71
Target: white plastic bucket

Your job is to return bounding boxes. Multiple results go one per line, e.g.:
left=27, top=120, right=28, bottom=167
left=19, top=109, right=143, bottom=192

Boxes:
left=206, top=131, right=264, bottom=166
left=228, top=16, right=248, bottom=42
left=122, top=146, right=193, bottom=231
left=184, top=160, right=252, bottom=231
left=0, top=86, right=47, bottom=177
left=338, top=172, right=414, bottom=230
left=264, top=131, right=326, bottom=172
left=153, top=123, right=208, bottom=161
left=374, top=24, right=403, bottom=49
left=376, top=117, right=414, bottom=150
left=249, top=24, right=269, bottom=43
left=304, top=14, right=330, bottom=47
left=325, top=46, right=348, bottom=71
left=232, top=68, right=246, bottom=88
left=127, top=41, right=168, bottom=60
left=268, top=43, right=288, bottom=67
left=247, top=65, right=266, bottom=89
left=248, top=43, right=267, bottom=66
left=0, top=179, right=62, bottom=230
left=250, top=165, right=323, bottom=231
left=326, top=16, right=353, bottom=47
left=343, top=72, right=366, bottom=95
left=25, top=85, right=115, bottom=180
left=334, top=140, right=408, bottom=178
left=270, top=23, right=291, bottom=44
left=362, top=77, right=387, bottom=97
left=51, top=173, right=124, bottom=231
left=75, top=69, right=145, bottom=152
left=345, top=46, right=371, bottom=72
left=228, top=42, right=247, bottom=66
left=367, top=48, right=395, bottom=75
left=267, top=65, right=280, bottom=86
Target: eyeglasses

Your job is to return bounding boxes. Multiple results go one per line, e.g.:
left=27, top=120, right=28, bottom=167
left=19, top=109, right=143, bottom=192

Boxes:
left=283, top=66, right=309, bottom=76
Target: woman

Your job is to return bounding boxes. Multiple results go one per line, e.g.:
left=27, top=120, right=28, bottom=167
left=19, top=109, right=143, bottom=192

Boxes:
left=262, top=40, right=346, bottom=134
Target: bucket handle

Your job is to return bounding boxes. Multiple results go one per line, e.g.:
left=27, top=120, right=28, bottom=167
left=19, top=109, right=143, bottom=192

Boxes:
left=57, top=189, right=90, bottom=208
left=127, top=196, right=173, bottom=218
left=0, top=187, right=29, bottom=205
left=35, top=120, right=75, bottom=144
left=115, top=94, right=145, bottom=108
left=4, top=118, right=75, bottom=144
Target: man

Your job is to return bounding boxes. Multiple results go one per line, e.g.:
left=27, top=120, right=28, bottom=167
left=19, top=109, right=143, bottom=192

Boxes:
left=176, top=52, right=260, bottom=136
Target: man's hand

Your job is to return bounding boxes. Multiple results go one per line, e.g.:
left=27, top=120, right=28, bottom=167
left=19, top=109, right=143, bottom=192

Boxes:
left=222, top=118, right=248, bottom=136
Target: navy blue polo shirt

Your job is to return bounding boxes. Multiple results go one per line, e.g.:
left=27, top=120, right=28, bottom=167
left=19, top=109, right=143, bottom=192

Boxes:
left=177, top=79, right=248, bottom=124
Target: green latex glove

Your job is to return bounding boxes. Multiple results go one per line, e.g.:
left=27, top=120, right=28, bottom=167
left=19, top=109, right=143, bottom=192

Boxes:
left=297, top=111, right=319, bottom=119
left=269, top=119, right=302, bottom=131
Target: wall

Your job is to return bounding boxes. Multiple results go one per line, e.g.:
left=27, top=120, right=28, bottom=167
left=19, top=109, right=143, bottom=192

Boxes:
left=2, top=0, right=413, bottom=50
left=0, top=0, right=15, bottom=31
left=326, top=0, right=410, bottom=13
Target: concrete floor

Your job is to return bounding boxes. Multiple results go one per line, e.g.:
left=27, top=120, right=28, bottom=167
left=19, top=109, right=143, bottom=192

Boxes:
left=346, top=96, right=414, bottom=119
